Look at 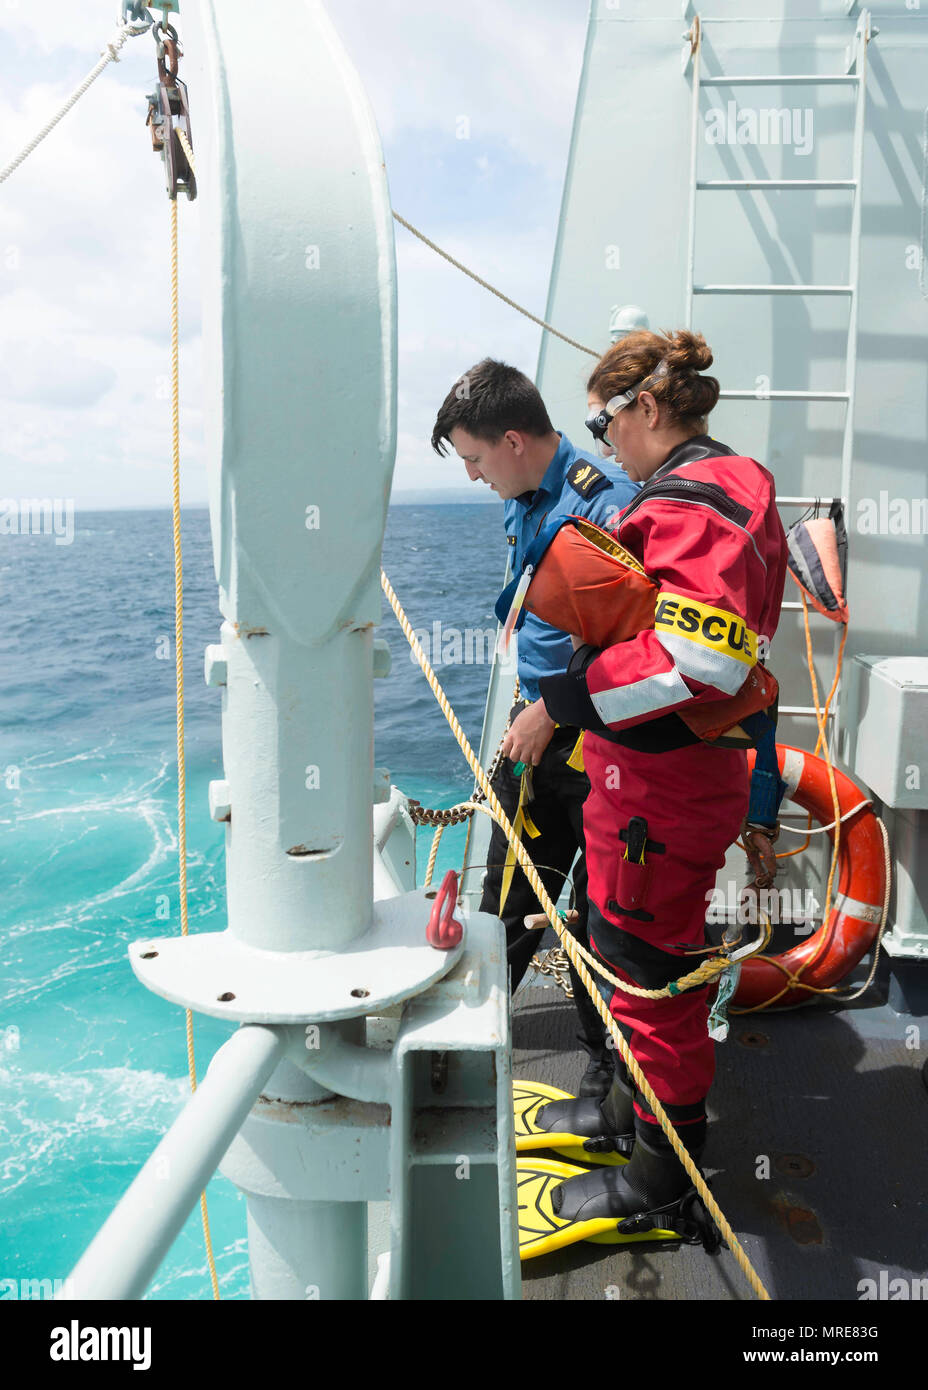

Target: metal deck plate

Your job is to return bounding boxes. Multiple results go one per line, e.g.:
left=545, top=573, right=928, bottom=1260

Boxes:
left=513, top=969, right=928, bottom=1302
left=129, top=889, right=464, bottom=1023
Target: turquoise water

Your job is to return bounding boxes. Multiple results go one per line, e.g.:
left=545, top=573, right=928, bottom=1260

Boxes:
left=0, top=503, right=502, bottom=1299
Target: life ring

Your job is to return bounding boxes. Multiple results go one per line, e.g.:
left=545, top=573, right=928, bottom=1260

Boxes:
left=733, top=744, right=886, bottom=1009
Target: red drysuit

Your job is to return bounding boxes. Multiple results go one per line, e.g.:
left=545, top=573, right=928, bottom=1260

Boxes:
left=539, top=435, right=788, bottom=1128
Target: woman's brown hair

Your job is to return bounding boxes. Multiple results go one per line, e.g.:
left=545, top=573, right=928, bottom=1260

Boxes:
left=587, top=328, right=720, bottom=435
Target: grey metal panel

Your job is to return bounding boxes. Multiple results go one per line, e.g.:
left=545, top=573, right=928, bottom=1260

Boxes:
left=852, top=655, right=928, bottom=808
left=514, top=980, right=928, bottom=1302
left=537, top=4, right=928, bottom=769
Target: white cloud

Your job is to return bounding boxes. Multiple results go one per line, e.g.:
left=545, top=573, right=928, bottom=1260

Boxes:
left=330, top=0, right=585, bottom=180
left=0, top=0, right=589, bottom=504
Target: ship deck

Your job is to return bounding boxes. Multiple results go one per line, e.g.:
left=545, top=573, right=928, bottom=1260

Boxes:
left=512, top=955, right=928, bottom=1303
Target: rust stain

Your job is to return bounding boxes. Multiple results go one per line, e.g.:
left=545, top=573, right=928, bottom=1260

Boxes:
left=255, top=1095, right=391, bottom=1129
left=769, top=1193, right=823, bottom=1245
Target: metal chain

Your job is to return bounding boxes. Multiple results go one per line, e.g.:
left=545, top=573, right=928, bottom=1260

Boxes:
left=529, top=946, right=574, bottom=999
left=406, top=690, right=518, bottom=827
left=407, top=800, right=473, bottom=828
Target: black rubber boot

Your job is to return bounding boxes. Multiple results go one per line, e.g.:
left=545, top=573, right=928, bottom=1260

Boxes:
left=576, top=1033, right=614, bottom=1099
left=534, top=1065, right=636, bottom=1157
left=549, top=1116, right=711, bottom=1239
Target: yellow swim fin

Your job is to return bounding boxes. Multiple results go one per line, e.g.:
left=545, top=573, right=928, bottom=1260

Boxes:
left=512, top=1079, right=629, bottom=1167
left=516, top=1158, right=683, bottom=1261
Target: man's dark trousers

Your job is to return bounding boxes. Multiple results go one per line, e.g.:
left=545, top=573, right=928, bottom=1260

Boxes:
left=479, top=705, right=607, bottom=1053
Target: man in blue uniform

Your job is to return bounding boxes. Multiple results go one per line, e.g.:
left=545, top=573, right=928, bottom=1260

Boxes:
left=431, top=358, right=639, bottom=1095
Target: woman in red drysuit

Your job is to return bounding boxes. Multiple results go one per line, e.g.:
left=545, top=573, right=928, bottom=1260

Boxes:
left=535, top=329, right=788, bottom=1228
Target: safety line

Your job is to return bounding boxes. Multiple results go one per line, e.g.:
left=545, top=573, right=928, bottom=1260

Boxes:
left=0, top=21, right=146, bottom=185
left=391, top=211, right=600, bottom=358
left=381, top=566, right=772, bottom=1302
left=168, top=143, right=220, bottom=1301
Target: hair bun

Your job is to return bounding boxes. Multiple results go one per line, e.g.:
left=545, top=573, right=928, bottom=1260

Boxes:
left=662, top=329, right=714, bottom=374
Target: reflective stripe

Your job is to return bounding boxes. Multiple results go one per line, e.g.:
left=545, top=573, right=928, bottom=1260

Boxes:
left=833, top=893, right=882, bottom=925
left=589, top=665, right=693, bottom=726
left=781, top=748, right=805, bottom=798
left=655, top=630, right=748, bottom=695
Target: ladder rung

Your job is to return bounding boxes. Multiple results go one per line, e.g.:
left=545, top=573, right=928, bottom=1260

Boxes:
left=719, top=390, right=850, bottom=402
left=697, top=179, right=857, bottom=191
left=700, top=74, right=860, bottom=87
left=694, top=283, right=853, bottom=296
left=778, top=707, right=836, bottom=717
left=776, top=496, right=845, bottom=506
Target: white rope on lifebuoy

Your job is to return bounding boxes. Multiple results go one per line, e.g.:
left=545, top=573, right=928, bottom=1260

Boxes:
left=778, top=798, right=873, bottom=835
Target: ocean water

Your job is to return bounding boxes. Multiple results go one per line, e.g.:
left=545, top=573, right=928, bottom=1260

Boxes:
left=0, top=502, right=503, bottom=1300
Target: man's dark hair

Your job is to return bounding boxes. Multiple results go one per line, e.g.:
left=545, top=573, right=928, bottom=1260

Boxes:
left=431, top=358, right=554, bottom=456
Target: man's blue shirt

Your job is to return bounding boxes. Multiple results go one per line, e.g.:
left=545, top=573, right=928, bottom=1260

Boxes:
left=503, top=432, right=639, bottom=702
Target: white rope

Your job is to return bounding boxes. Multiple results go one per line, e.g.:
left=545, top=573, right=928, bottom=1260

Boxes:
left=0, top=22, right=144, bottom=186
left=392, top=211, right=600, bottom=357
left=777, top=799, right=873, bottom=836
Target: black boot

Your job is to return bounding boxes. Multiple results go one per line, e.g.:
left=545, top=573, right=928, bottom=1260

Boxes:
left=549, top=1116, right=713, bottom=1241
left=577, top=1033, right=614, bottom=1099
left=534, top=1064, right=636, bottom=1157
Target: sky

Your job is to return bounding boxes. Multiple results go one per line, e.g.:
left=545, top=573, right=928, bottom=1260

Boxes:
left=0, top=1, right=591, bottom=508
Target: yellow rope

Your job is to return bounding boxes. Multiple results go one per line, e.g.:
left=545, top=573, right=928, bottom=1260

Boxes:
left=381, top=568, right=771, bottom=1301
left=423, top=824, right=444, bottom=888
left=455, top=799, right=763, bottom=997
left=732, top=597, right=845, bottom=1015
left=185, top=93, right=763, bottom=1299
left=169, top=187, right=220, bottom=1301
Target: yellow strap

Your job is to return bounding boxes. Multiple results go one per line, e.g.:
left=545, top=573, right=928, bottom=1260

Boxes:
left=499, top=771, right=541, bottom=915
left=565, top=730, right=585, bottom=772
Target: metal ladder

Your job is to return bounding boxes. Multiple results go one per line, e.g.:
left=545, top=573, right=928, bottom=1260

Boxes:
left=681, top=9, right=871, bottom=727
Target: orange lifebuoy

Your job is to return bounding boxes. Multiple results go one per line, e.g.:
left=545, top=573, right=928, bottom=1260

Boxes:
left=733, top=744, right=886, bottom=1009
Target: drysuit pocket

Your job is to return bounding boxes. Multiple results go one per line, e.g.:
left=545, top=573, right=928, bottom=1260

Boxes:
left=607, top=816, right=665, bottom=924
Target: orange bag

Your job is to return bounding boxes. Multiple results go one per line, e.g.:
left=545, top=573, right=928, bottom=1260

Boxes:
left=496, top=515, right=777, bottom=744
